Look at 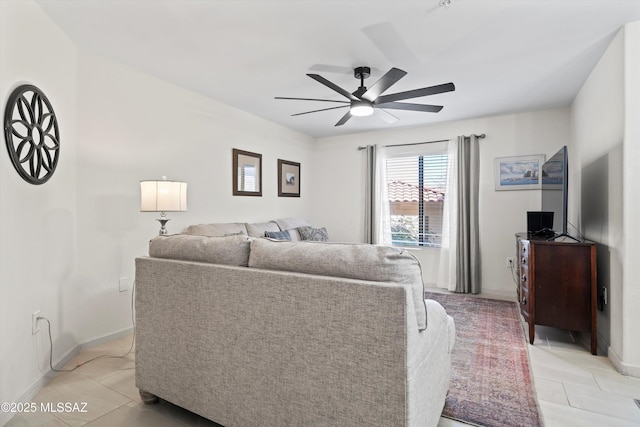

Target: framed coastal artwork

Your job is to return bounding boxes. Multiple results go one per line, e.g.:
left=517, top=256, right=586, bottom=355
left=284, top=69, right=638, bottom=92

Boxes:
left=277, top=159, right=300, bottom=197
left=233, top=148, right=262, bottom=196
left=494, top=154, right=545, bottom=191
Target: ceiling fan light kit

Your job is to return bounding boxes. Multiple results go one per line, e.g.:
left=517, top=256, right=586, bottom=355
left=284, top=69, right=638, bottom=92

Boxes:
left=276, top=65, right=454, bottom=127
left=350, top=100, right=374, bottom=116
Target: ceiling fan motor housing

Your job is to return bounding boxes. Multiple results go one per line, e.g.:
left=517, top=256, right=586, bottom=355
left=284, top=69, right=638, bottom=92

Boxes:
left=354, top=66, right=371, bottom=80
left=352, top=66, right=371, bottom=97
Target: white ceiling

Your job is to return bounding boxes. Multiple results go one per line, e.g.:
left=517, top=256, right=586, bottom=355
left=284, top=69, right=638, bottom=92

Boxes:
left=35, top=0, right=640, bottom=139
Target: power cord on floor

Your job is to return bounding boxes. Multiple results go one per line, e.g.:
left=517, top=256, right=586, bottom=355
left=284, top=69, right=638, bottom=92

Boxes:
left=40, top=281, right=136, bottom=373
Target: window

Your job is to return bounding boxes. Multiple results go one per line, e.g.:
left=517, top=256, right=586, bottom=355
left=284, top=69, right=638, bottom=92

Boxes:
left=386, top=150, right=448, bottom=248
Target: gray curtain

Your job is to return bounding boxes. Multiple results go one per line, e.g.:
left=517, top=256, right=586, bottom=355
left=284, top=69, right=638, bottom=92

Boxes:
left=364, top=145, right=376, bottom=244
left=455, top=135, right=481, bottom=293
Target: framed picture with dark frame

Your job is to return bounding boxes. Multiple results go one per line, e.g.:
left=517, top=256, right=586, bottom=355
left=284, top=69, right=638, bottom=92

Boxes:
left=233, top=148, right=262, bottom=196
left=278, top=159, right=300, bottom=197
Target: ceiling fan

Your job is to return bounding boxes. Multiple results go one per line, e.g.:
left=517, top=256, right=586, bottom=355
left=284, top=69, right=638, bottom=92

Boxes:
left=275, top=66, right=455, bottom=127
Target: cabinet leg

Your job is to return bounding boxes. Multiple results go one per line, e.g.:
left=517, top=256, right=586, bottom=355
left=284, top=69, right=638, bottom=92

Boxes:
left=529, top=323, right=535, bottom=345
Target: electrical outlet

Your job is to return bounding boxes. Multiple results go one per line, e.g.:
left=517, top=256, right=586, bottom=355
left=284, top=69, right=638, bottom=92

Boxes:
left=506, top=257, right=515, bottom=269
left=32, top=311, right=41, bottom=335
left=119, top=277, right=128, bottom=292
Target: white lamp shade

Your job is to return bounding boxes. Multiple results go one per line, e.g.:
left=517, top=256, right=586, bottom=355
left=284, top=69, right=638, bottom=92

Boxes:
left=140, top=180, right=188, bottom=212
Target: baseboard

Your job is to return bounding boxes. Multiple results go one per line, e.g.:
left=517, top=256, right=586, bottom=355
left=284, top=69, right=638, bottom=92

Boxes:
left=0, top=327, right=134, bottom=426
left=608, top=346, right=640, bottom=378
left=77, top=326, right=134, bottom=353
left=0, top=368, right=60, bottom=426
left=477, top=288, right=517, bottom=302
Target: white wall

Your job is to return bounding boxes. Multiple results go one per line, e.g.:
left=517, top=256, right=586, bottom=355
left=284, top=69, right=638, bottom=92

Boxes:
left=621, top=20, right=640, bottom=376
left=617, top=21, right=640, bottom=377
left=0, top=0, right=79, bottom=412
left=72, top=52, right=315, bottom=343
left=571, top=21, right=640, bottom=375
left=571, top=27, right=624, bottom=363
left=311, top=108, right=571, bottom=297
left=0, top=0, right=314, bottom=416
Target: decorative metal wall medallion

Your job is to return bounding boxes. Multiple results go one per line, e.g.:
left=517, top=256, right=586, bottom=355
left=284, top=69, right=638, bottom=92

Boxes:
left=4, top=84, right=60, bottom=185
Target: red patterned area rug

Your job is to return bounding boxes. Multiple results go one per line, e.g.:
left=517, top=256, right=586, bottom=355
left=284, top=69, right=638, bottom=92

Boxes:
left=426, top=292, right=542, bottom=427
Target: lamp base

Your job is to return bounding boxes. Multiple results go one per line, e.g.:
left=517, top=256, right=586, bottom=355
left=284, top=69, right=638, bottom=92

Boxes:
left=156, top=218, right=170, bottom=235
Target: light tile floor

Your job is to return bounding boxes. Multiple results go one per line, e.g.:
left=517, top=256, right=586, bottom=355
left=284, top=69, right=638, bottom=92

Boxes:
left=6, top=321, right=640, bottom=426
left=527, top=325, right=640, bottom=426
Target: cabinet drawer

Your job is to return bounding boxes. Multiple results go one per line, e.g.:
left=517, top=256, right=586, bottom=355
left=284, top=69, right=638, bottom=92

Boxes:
left=520, top=286, right=531, bottom=319
left=520, top=240, right=530, bottom=267
left=518, top=239, right=531, bottom=306
left=520, top=262, right=529, bottom=285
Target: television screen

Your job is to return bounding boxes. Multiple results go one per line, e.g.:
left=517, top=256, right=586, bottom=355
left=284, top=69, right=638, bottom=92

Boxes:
left=541, top=146, right=568, bottom=236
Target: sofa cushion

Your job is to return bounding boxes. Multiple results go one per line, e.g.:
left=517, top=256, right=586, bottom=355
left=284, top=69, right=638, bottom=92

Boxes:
left=246, top=221, right=280, bottom=238
left=264, top=230, right=292, bottom=241
left=248, top=239, right=427, bottom=330
left=298, top=226, right=329, bottom=242
left=185, top=222, right=247, bottom=237
left=273, top=217, right=311, bottom=231
left=149, top=234, right=251, bottom=267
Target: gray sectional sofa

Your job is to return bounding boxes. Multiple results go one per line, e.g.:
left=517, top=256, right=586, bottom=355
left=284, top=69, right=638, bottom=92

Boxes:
left=134, top=220, right=455, bottom=427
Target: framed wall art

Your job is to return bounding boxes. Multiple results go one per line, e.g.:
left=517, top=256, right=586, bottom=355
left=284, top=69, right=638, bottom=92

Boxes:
left=233, top=148, right=262, bottom=196
left=494, top=154, right=545, bottom=191
left=4, top=84, right=60, bottom=185
left=277, top=159, right=300, bottom=197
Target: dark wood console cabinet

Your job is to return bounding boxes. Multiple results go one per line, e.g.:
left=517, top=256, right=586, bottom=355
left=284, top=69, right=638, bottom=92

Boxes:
left=515, top=233, right=597, bottom=354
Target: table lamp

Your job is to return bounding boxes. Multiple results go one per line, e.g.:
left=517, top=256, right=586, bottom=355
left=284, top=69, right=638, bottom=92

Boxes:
left=140, top=177, right=188, bottom=235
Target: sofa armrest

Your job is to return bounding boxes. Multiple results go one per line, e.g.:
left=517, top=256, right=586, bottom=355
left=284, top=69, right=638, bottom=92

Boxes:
left=404, top=298, right=454, bottom=426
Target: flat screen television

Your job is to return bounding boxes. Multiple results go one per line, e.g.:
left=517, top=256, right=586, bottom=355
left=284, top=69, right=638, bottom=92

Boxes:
left=541, top=146, right=568, bottom=237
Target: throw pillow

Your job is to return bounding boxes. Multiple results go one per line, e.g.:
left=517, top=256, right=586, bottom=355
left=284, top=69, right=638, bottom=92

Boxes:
left=298, top=226, right=329, bottom=241
left=264, top=230, right=291, bottom=241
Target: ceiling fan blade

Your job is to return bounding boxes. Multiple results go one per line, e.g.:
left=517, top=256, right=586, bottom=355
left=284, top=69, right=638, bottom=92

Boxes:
left=362, top=67, right=407, bottom=102
left=362, top=22, right=421, bottom=69
left=307, top=74, right=359, bottom=101
left=275, top=97, right=349, bottom=104
left=376, top=102, right=443, bottom=113
left=335, top=111, right=352, bottom=126
left=374, top=82, right=455, bottom=104
left=376, top=108, right=399, bottom=124
left=291, top=105, right=348, bottom=117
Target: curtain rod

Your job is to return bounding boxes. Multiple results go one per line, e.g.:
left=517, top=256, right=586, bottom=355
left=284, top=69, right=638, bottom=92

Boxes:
left=357, top=133, right=485, bottom=150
